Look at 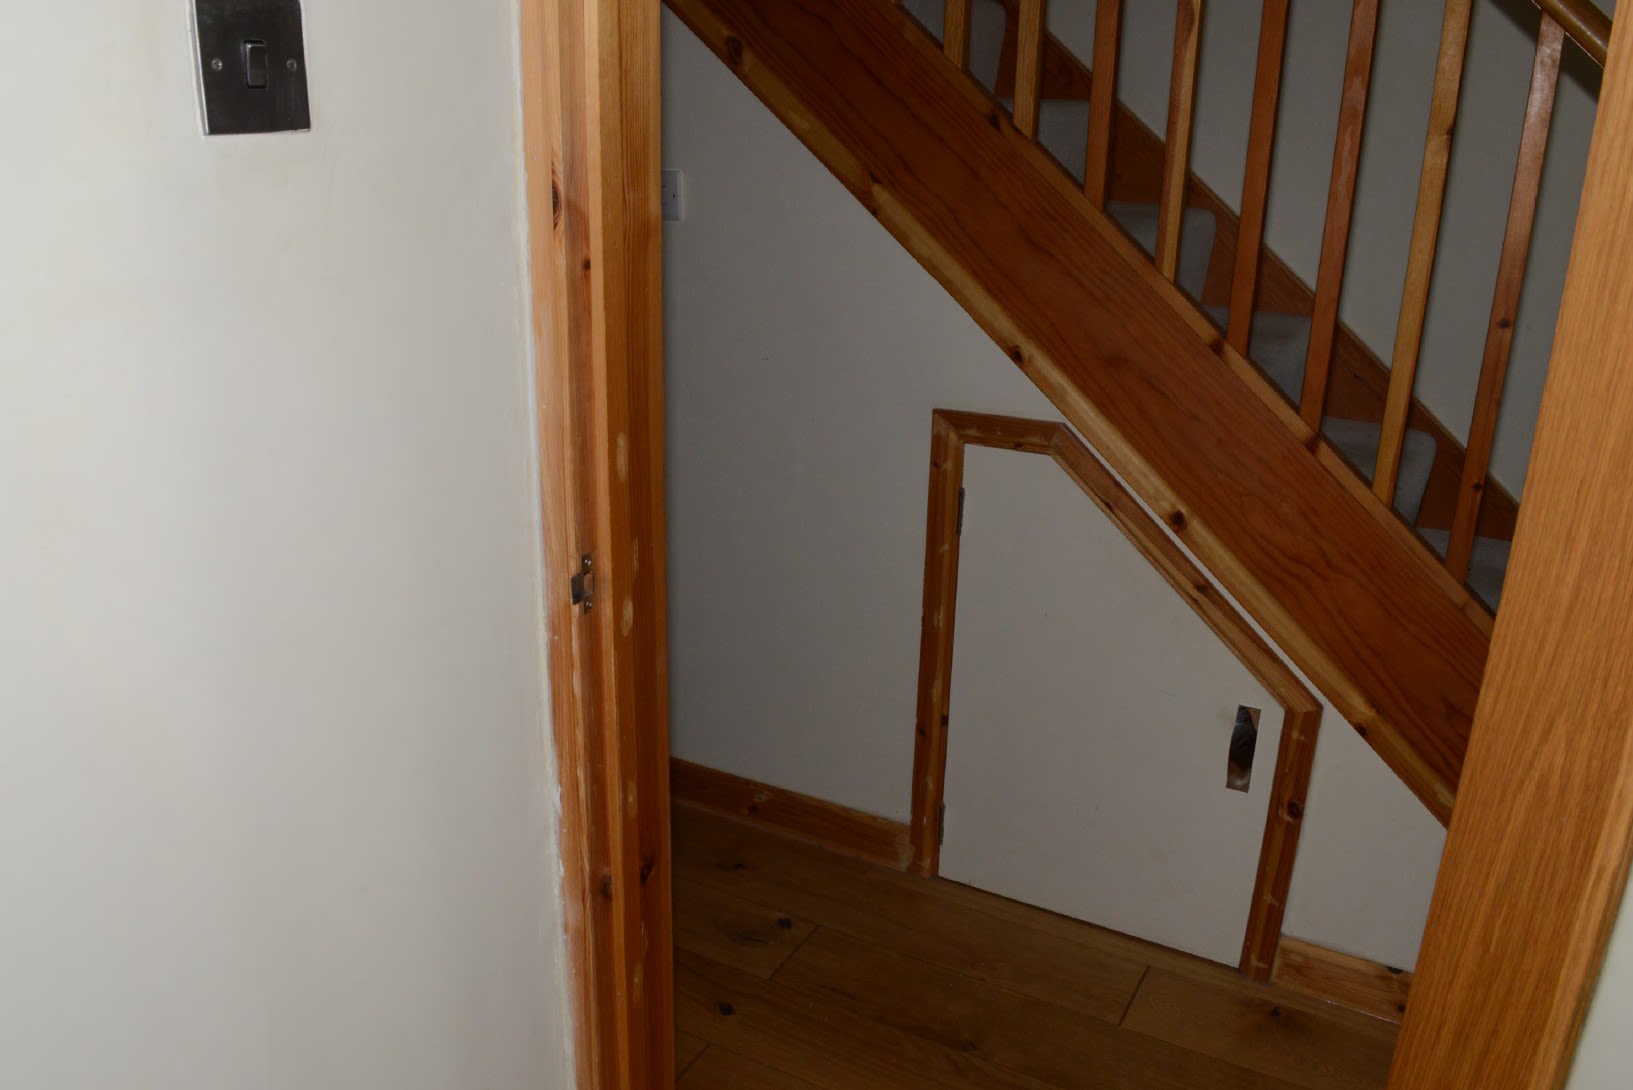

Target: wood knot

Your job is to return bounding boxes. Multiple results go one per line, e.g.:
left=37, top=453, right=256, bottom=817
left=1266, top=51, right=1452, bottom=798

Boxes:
left=1269, top=1006, right=1282, bottom=1018
left=1169, top=510, right=1187, bottom=532
left=1354, top=724, right=1368, bottom=739
left=600, top=874, right=614, bottom=900
left=551, top=174, right=562, bottom=227
left=726, top=37, right=744, bottom=67
left=868, top=170, right=882, bottom=186
left=1497, top=317, right=1513, bottom=330
left=1009, top=345, right=1025, bottom=363
left=776, top=917, right=794, bottom=930
left=582, top=257, right=592, bottom=271
left=1285, top=799, right=1304, bottom=819
left=717, top=1001, right=735, bottom=1016
left=639, top=858, right=657, bottom=885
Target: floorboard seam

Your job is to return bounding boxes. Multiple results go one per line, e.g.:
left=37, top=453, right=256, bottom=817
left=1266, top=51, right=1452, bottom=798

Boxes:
left=1120, top=965, right=1151, bottom=1027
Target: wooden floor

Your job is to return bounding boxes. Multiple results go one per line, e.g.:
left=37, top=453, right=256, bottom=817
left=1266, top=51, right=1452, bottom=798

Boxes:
left=673, top=803, right=1399, bottom=1089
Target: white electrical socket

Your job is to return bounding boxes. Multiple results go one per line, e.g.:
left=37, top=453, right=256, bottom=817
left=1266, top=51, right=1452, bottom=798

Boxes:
left=661, top=169, right=684, bottom=222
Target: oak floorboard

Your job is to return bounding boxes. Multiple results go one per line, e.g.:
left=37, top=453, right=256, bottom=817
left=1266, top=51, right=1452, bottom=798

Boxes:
left=675, top=804, right=1145, bottom=1021
left=677, top=1046, right=824, bottom=1089
left=1122, top=968, right=1396, bottom=1090
left=674, top=807, right=1397, bottom=1089
left=678, top=948, right=1058, bottom=1089
left=672, top=874, right=816, bottom=979
left=775, top=927, right=1309, bottom=1090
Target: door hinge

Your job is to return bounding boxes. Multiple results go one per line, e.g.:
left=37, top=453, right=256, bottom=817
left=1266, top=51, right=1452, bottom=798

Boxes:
left=569, top=554, right=595, bottom=613
left=956, top=487, right=966, bottom=536
left=938, top=802, right=947, bottom=846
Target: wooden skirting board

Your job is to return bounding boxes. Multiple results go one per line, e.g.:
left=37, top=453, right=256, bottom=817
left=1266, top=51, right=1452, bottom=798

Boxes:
left=1274, top=937, right=1414, bottom=1025
left=910, top=410, right=1322, bottom=982
left=670, top=758, right=913, bottom=871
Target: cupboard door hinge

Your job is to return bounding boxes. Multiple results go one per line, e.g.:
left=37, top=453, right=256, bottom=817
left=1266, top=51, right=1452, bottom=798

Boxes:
left=569, top=554, right=595, bottom=613
left=938, top=802, right=947, bottom=846
left=956, top=487, right=966, bottom=536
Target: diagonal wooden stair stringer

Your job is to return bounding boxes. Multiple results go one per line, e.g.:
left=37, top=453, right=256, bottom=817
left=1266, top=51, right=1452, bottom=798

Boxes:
left=666, top=0, right=1489, bottom=823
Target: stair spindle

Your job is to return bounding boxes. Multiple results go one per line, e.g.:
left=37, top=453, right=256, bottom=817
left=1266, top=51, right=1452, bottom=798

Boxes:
left=944, top=0, right=973, bottom=71
left=1083, top=0, right=1125, bottom=209
left=1300, top=0, right=1381, bottom=431
left=1374, top=0, right=1474, bottom=506
left=1447, top=16, right=1565, bottom=581
left=1013, top=0, right=1045, bottom=137
left=1226, top=0, right=1291, bottom=355
left=1156, top=0, right=1205, bottom=283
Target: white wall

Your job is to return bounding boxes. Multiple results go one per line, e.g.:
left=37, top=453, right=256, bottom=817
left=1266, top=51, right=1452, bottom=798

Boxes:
left=663, top=9, right=1443, bottom=970
left=0, top=4, right=571, bottom=1088
left=940, top=447, right=1281, bottom=966
left=1567, top=877, right=1633, bottom=1089
left=1036, top=0, right=1609, bottom=496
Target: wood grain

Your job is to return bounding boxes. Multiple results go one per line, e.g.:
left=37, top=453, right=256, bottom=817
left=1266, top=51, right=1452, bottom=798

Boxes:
left=909, top=413, right=968, bottom=875
left=1374, top=0, right=1472, bottom=505
left=1446, top=17, right=1564, bottom=580
left=947, top=0, right=1521, bottom=546
left=1273, top=937, right=1413, bottom=1024
left=675, top=804, right=1150, bottom=1023
left=1157, top=0, right=1204, bottom=284
left=667, top=0, right=1485, bottom=824
left=1538, top=0, right=1611, bottom=66
left=1240, top=706, right=1323, bottom=981
left=672, top=760, right=912, bottom=870
left=1386, top=10, right=1633, bottom=1086
left=678, top=1032, right=710, bottom=1077
left=1012, top=0, right=1044, bottom=138
left=1084, top=0, right=1123, bottom=208
left=519, top=0, right=671, bottom=1085
left=942, top=0, right=971, bottom=71
left=1302, top=0, right=1380, bottom=431
left=1227, top=0, right=1290, bottom=355
left=1123, top=968, right=1397, bottom=1090
left=673, top=876, right=817, bottom=979
left=778, top=928, right=1308, bottom=1090
left=678, top=1048, right=824, bottom=1090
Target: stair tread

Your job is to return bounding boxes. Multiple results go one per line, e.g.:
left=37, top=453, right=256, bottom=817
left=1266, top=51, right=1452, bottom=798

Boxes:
left=671, top=0, right=1489, bottom=822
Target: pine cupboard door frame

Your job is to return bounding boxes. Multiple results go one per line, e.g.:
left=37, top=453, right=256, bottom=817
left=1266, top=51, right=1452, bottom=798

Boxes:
left=519, top=0, right=672, bottom=1088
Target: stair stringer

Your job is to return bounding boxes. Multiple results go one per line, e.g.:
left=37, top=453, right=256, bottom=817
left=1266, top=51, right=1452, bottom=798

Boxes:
left=667, top=0, right=1488, bottom=823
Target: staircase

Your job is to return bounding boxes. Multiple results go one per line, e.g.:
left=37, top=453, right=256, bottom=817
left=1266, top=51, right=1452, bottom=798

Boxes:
left=662, top=0, right=1607, bottom=823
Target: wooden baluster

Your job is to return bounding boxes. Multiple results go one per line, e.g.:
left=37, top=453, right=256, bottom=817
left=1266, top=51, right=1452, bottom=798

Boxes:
left=1013, top=0, right=1045, bottom=137
left=1446, top=16, right=1565, bottom=581
left=1374, top=0, right=1474, bottom=504
left=944, top=0, right=973, bottom=70
left=1226, top=0, right=1291, bottom=354
left=1301, top=0, right=1381, bottom=431
left=1084, top=0, right=1125, bottom=209
left=1156, top=0, right=1205, bottom=282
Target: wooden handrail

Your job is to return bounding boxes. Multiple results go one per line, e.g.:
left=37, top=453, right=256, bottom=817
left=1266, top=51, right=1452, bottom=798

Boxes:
left=1534, top=0, right=1610, bottom=67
